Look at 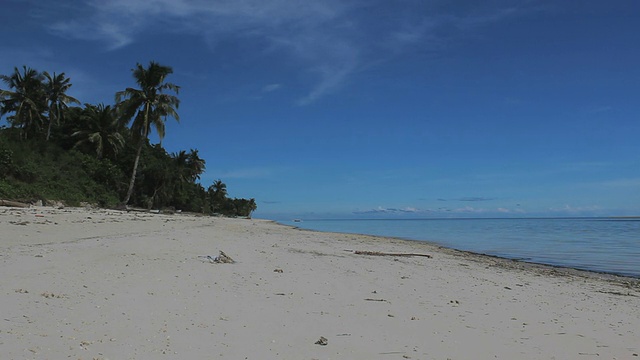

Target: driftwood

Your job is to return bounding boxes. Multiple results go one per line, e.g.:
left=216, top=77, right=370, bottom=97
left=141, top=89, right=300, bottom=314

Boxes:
left=354, top=250, right=432, bottom=258
left=199, top=251, right=236, bottom=264
left=215, top=251, right=235, bottom=264
left=125, top=207, right=155, bottom=213
left=0, top=200, right=30, bottom=208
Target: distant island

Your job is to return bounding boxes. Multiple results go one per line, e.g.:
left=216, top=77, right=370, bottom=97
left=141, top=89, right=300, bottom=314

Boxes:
left=0, top=62, right=256, bottom=217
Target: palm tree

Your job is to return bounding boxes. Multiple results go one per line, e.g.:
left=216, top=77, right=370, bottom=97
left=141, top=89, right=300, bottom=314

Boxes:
left=72, top=104, right=125, bottom=159
left=208, top=179, right=228, bottom=213
left=116, top=61, right=180, bottom=205
left=0, top=66, right=45, bottom=139
left=186, top=149, right=205, bottom=181
left=211, top=179, right=227, bottom=197
left=172, top=150, right=191, bottom=183
left=246, top=198, right=257, bottom=218
left=43, top=71, right=79, bottom=141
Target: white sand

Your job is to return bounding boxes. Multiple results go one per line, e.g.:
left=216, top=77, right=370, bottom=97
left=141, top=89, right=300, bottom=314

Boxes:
left=1, top=206, right=639, bottom=359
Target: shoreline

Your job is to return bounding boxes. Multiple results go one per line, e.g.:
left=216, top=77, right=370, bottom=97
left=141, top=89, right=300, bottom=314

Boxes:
left=283, top=218, right=640, bottom=280
left=284, top=222, right=640, bottom=288
left=2, top=206, right=639, bottom=359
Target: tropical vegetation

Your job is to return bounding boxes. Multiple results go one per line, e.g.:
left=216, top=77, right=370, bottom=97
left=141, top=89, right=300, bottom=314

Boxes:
left=0, top=62, right=257, bottom=218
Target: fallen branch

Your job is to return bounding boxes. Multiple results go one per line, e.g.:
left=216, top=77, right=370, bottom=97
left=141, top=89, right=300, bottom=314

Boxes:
left=0, top=200, right=30, bottom=208
left=354, top=250, right=432, bottom=258
left=199, top=251, right=236, bottom=264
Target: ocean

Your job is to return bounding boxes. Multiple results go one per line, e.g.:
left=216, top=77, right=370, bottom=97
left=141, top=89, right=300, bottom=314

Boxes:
left=283, top=218, right=640, bottom=278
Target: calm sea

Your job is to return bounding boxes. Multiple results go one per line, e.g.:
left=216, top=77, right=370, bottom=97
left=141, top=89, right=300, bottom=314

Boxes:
left=283, top=218, right=640, bottom=278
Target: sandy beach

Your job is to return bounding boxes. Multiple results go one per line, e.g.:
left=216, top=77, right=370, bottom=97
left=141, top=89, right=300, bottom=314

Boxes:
left=1, top=206, right=639, bottom=359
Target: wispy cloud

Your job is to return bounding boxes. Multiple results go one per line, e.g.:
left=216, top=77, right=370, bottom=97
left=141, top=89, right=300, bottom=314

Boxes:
left=352, top=203, right=532, bottom=216
left=548, top=204, right=602, bottom=214
left=450, top=206, right=525, bottom=214
left=36, top=0, right=531, bottom=104
left=262, top=83, right=282, bottom=93
left=353, top=206, right=426, bottom=215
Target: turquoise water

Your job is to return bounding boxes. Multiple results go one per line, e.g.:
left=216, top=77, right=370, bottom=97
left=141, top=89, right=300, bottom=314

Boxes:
left=284, top=218, right=640, bottom=278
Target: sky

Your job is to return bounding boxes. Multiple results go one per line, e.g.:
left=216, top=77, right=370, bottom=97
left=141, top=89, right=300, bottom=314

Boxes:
left=1, top=0, right=639, bottom=220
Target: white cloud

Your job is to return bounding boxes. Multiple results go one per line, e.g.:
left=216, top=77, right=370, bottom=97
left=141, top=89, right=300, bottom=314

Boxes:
left=450, top=206, right=526, bottom=214
left=548, top=204, right=602, bottom=214
left=353, top=206, right=426, bottom=215
left=262, top=83, right=282, bottom=93
left=38, top=0, right=530, bottom=104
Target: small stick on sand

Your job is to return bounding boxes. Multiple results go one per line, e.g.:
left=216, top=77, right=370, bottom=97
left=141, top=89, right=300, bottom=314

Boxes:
left=354, top=250, right=432, bottom=258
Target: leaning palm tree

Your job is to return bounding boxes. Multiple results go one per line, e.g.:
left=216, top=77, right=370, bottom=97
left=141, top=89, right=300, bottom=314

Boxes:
left=43, top=71, right=79, bottom=141
left=116, top=61, right=180, bottom=206
left=246, top=198, right=257, bottom=218
left=0, top=66, right=46, bottom=139
left=72, top=104, right=125, bottom=159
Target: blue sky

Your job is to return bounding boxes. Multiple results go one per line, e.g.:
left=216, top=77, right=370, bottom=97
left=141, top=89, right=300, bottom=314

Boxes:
left=1, top=0, right=639, bottom=219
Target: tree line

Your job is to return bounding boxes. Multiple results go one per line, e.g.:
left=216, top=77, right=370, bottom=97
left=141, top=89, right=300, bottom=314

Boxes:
left=0, top=62, right=257, bottom=218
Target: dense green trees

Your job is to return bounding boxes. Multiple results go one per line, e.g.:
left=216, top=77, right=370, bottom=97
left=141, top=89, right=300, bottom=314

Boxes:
left=0, top=63, right=256, bottom=217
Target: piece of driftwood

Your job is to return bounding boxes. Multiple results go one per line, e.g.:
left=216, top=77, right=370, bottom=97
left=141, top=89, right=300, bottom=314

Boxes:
left=354, top=250, right=432, bottom=258
left=213, top=251, right=235, bottom=264
left=198, top=251, right=236, bottom=264
left=125, top=207, right=158, bottom=213
left=0, top=200, right=30, bottom=208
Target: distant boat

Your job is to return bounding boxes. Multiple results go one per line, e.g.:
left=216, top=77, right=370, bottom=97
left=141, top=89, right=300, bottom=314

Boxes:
left=293, top=219, right=302, bottom=223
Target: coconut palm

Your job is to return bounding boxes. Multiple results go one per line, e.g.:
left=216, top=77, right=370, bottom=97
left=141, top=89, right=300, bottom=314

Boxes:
left=208, top=179, right=228, bottom=213
left=172, top=150, right=191, bottom=183
left=211, top=179, right=227, bottom=197
left=72, top=104, right=125, bottom=159
left=0, top=66, right=45, bottom=139
left=185, top=149, right=205, bottom=182
left=43, top=71, right=79, bottom=141
left=245, top=198, right=257, bottom=218
left=116, top=61, right=180, bottom=205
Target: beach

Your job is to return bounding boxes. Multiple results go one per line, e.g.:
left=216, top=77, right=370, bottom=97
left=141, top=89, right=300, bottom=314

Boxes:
left=1, top=207, right=639, bottom=359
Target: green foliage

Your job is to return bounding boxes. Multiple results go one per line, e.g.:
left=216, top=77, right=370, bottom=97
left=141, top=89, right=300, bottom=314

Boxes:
left=0, top=66, right=46, bottom=139
left=0, top=134, right=120, bottom=205
left=115, top=61, right=181, bottom=205
left=0, top=142, right=14, bottom=178
left=0, top=63, right=257, bottom=216
left=206, top=180, right=257, bottom=217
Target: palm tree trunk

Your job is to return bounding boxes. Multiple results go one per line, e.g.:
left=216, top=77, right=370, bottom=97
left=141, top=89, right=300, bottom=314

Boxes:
left=46, top=115, right=53, bottom=141
left=123, top=141, right=143, bottom=205
left=46, top=106, right=57, bottom=142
